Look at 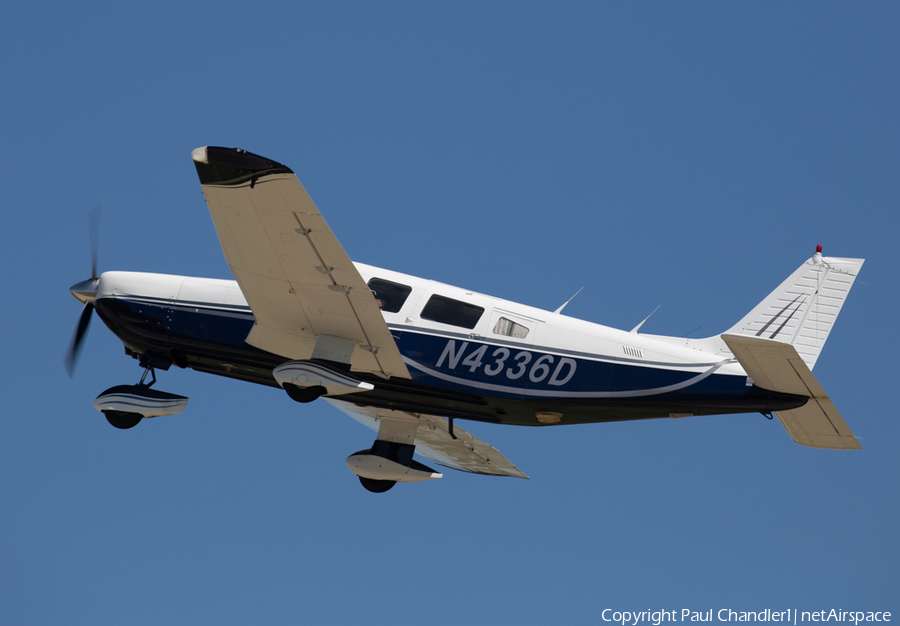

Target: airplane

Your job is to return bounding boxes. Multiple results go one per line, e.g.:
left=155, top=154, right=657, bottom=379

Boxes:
left=65, top=146, right=865, bottom=493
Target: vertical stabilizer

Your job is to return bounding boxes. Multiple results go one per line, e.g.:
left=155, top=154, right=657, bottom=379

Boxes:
left=723, top=248, right=864, bottom=370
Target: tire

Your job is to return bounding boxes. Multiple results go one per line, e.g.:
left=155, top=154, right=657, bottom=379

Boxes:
left=284, top=384, right=327, bottom=404
left=359, top=477, right=396, bottom=493
left=104, top=410, right=143, bottom=430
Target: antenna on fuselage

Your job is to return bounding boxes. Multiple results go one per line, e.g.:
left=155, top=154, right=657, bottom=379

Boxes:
left=630, top=305, right=661, bottom=334
left=554, top=287, right=584, bottom=314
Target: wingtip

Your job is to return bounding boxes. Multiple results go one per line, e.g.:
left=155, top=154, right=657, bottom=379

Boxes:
left=192, top=146, right=293, bottom=186
left=191, top=146, right=208, bottom=164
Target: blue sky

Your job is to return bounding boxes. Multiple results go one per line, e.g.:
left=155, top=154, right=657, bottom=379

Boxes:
left=1, top=2, right=898, bottom=624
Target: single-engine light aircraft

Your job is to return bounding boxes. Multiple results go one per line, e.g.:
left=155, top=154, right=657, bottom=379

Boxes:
left=66, top=147, right=865, bottom=492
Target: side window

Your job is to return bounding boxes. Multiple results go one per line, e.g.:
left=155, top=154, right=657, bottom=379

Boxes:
left=492, top=317, right=530, bottom=339
left=421, top=295, right=484, bottom=330
left=367, top=278, right=412, bottom=313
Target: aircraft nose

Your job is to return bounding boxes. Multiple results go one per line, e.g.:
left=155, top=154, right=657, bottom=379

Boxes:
left=69, top=277, right=100, bottom=304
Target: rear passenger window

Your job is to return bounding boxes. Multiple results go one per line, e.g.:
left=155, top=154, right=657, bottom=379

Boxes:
left=421, top=295, right=484, bottom=329
left=367, top=278, right=412, bottom=313
left=492, top=317, right=530, bottom=339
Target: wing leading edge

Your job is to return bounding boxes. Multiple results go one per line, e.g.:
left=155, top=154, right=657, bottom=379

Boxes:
left=192, top=146, right=409, bottom=380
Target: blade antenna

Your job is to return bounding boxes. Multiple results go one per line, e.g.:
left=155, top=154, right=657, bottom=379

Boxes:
left=630, top=305, right=661, bottom=334
left=554, top=287, right=584, bottom=315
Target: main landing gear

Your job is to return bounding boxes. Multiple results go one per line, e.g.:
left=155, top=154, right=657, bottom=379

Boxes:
left=346, top=438, right=443, bottom=493
left=93, top=366, right=189, bottom=429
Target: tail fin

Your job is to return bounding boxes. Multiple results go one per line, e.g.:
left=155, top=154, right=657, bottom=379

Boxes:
left=723, top=247, right=864, bottom=371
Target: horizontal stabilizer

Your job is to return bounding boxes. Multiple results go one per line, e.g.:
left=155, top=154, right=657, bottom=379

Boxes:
left=721, top=334, right=860, bottom=450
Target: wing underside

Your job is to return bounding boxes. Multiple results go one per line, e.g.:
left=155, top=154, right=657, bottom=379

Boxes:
left=326, top=399, right=529, bottom=478
left=192, top=146, right=408, bottom=379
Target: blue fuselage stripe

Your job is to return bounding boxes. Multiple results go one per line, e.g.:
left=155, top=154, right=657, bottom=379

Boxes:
left=96, top=296, right=752, bottom=403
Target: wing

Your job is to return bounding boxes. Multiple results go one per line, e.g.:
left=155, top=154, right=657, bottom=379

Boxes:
left=192, top=146, right=409, bottom=379
left=326, top=399, right=529, bottom=478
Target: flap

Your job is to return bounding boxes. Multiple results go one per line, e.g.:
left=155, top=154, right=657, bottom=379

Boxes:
left=192, top=147, right=409, bottom=379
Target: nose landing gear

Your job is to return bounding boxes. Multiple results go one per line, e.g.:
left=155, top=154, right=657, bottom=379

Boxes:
left=94, top=366, right=189, bottom=429
left=104, top=410, right=144, bottom=430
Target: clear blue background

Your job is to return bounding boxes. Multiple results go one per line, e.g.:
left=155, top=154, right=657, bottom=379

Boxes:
left=1, top=2, right=897, bottom=624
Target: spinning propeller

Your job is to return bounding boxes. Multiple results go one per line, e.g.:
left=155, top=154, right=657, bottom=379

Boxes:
left=64, top=207, right=101, bottom=376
